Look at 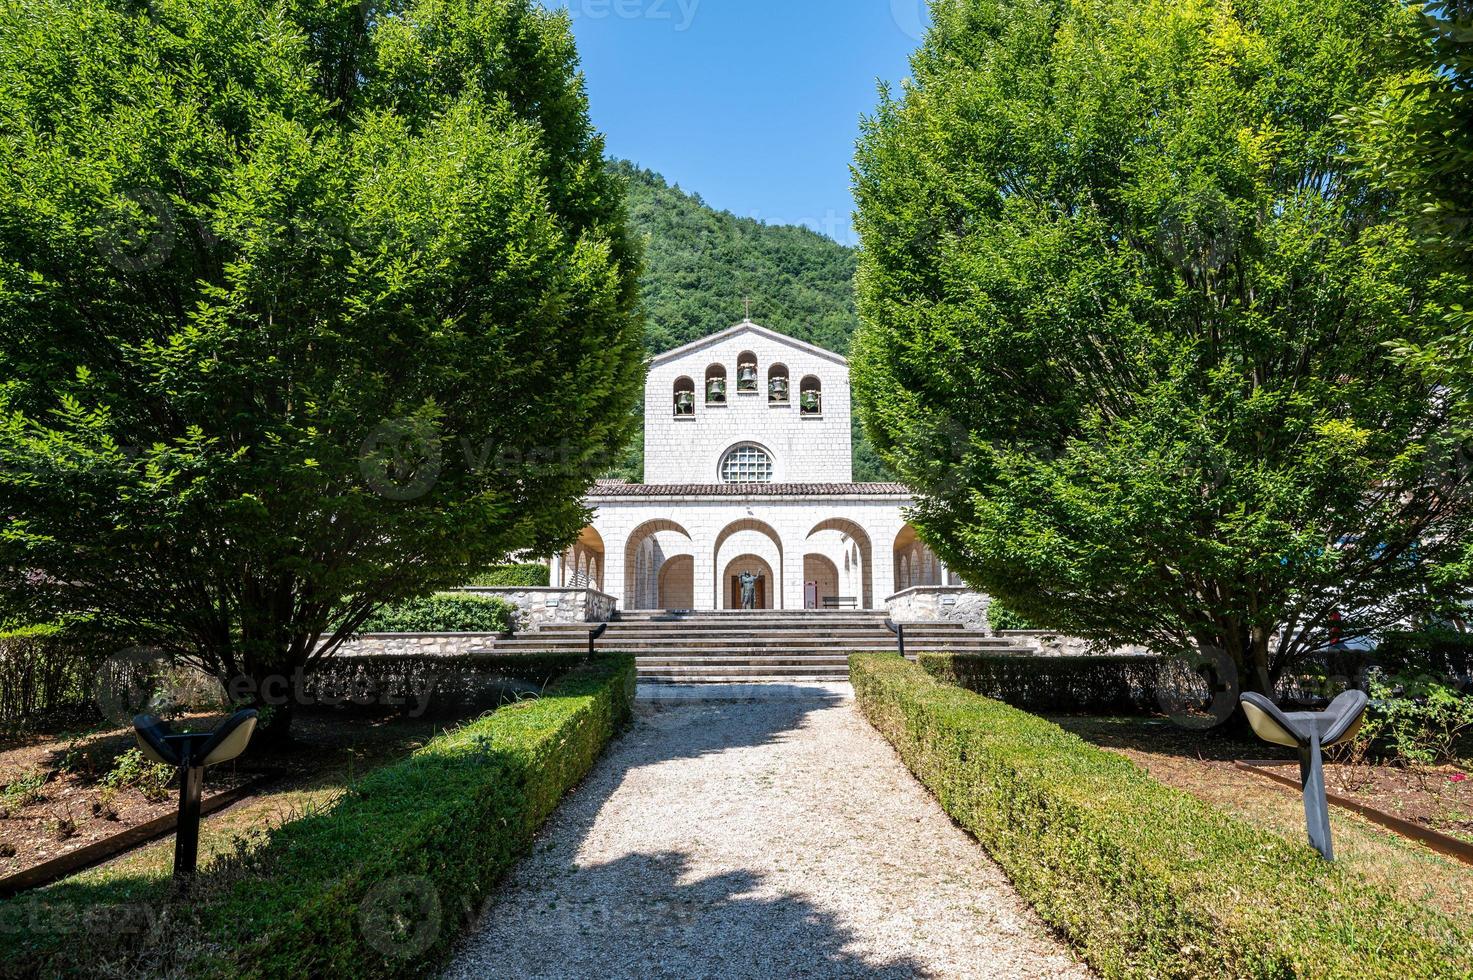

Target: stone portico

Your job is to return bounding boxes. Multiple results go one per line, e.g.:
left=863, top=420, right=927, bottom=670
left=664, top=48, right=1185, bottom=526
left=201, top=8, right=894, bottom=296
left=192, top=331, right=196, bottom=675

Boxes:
left=551, top=320, right=958, bottom=611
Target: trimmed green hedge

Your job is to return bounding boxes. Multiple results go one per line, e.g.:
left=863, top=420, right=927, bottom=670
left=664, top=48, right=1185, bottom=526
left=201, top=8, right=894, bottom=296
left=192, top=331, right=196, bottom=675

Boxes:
left=464, top=563, right=551, bottom=588
left=1377, top=629, right=1473, bottom=679
left=358, top=592, right=515, bottom=634
left=851, top=654, right=1473, bottom=978
left=302, top=652, right=592, bottom=716
left=0, top=621, right=123, bottom=726
left=985, top=602, right=1036, bottom=632
left=920, top=652, right=1166, bottom=714
left=0, top=654, right=636, bottom=977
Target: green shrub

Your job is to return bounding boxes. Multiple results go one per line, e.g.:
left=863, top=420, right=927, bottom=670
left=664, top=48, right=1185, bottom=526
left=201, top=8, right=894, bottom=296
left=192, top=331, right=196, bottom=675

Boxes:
left=302, top=653, right=592, bottom=718
left=99, top=748, right=175, bottom=803
left=0, top=655, right=636, bottom=977
left=985, top=603, right=1035, bottom=632
left=0, top=622, right=110, bottom=725
left=920, top=652, right=1167, bottom=714
left=464, top=563, right=551, bottom=588
left=851, top=654, right=1473, bottom=978
left=1358, top=669, right=1473, bottom=768
left=1376, top=629, right=1473, bottom=679
left=359, top=593, right=514, bottom=634
left=0, top=771, right=46, bottom=815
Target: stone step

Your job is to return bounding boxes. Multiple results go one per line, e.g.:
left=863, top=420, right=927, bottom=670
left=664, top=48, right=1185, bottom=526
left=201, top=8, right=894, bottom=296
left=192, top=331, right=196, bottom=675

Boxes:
left=603, top=616, right=889, bottom=621
left=539, top=624, right=977, bottom=635
left=482, top=611, right=1020, bottom=683
left=636, top=659, right=852, bottom=668
left=615, top=610, right=892, bottom=618
left=509, top=632, right=1010, bottom=644
left=640, top=676, right=852, bottom=684
left=639, top=666, right=854, bottom=678
left=483, top=641, right=1030, bottom=654
left=489, top=631, right=1023, bottom=644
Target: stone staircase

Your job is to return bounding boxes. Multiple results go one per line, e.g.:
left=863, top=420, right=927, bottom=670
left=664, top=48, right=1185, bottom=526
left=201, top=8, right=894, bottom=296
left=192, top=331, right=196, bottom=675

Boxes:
left=475, top=609, right=1038, bottom=683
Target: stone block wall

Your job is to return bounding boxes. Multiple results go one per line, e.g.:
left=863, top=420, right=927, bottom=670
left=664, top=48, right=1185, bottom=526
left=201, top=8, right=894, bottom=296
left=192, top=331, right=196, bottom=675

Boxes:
left=885, top=586, right=991, bottom=631
left=328, top=588, right=617, bottom=659
left=457, top=587, right=617, bottom=632
left=997, top=631, right=1153, bottom=658
left=644, top=324, right=854, bottom=484
left=331, top=633, right=494, bottom=658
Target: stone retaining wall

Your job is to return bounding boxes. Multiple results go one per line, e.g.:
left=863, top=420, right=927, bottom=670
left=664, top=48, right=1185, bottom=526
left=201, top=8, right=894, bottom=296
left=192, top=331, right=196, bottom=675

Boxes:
left=455, top=587, right=617, bottom=632
left=998, top=630, right=1153, bottom=658
left=331, top=633, right=496, bottom=658
left=328, top=588, right=618, bottom=659
left=885, top=586, right=991, bottom=631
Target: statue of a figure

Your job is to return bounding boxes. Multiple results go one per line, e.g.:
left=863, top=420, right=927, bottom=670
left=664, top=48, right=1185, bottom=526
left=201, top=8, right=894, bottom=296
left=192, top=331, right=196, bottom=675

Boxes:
left=739, top=570, right=764, bottom=610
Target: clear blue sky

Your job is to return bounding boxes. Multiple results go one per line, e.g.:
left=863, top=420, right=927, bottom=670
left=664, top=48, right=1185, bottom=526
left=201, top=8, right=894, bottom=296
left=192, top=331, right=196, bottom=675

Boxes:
left=549, top=0, right=930, bottom=246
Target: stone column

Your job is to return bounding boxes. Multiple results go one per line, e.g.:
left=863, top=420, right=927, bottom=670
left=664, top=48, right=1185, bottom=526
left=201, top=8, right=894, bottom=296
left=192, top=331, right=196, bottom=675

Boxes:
left=781, top=521, right=805, bottom=611
left=693, top=537, right=717, bottom=611
left=602, top=535, right=626, bottom=614
left=873, top=525, right=900, bottom=608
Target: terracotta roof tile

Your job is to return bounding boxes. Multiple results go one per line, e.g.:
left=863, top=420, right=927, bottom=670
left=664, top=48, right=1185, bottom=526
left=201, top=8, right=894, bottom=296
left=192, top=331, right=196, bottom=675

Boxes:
left=588, top=482, right=911, bottom=497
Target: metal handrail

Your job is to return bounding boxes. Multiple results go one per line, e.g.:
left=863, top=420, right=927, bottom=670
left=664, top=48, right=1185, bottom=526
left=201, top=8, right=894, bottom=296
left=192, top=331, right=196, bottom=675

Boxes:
left=883, top=618, right=906, bottom=660
left=587, top=622, right=609, bottom=658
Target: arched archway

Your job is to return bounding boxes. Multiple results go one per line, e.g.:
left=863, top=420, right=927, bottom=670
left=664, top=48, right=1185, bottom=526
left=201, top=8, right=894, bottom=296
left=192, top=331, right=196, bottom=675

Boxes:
left=722, top=554, right=775, bottom=610
left=713, top=519, right=784, bottom=609
left=894, top=524, right=943, bottom=591
left=624, top=520, right=694, bottom=610
left=806, top=519, right=874, bottom=608
left=803, top=553, right=840, bottom=609
left=562, top=526, right=605, bottom=590
left=658, top=554, right=695, bottom=610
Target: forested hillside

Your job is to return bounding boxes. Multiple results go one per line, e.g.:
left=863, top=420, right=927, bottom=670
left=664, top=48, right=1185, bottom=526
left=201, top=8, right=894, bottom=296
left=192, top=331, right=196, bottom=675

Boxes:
left=612, top=161, right=891, bottom=481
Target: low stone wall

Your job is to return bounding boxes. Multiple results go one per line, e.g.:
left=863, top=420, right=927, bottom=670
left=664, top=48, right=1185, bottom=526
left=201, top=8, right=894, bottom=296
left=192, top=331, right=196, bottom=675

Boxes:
left=998, top=630, right=1153, bottom=658
left=332, top=633, right=496, bottom=658
left=455, top=587, right=617, bottom=632
left=885, top=586, right=991, bottom=631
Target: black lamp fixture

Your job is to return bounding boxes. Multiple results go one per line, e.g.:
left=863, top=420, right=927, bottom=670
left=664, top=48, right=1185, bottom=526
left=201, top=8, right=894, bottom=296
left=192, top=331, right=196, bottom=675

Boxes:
left=132, top=708, right=258, bottom=879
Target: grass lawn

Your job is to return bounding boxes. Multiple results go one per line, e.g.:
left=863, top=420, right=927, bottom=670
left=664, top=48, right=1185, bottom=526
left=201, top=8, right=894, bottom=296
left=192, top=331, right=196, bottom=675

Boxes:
left=0, top=709, right=453, bottom=894
left=1052, top=714, right=1473, bottom=923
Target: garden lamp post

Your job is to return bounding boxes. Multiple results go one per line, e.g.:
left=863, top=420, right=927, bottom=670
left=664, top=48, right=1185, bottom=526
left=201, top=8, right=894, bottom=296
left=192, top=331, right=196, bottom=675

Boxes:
left=132, top=709, right=258, bottom=879
left=1239, top=691, right=1369, bottom=860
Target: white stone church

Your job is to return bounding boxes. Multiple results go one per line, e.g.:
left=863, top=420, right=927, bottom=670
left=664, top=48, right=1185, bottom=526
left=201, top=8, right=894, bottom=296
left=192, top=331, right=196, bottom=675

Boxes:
left=549, top=320, right=956, bottom=611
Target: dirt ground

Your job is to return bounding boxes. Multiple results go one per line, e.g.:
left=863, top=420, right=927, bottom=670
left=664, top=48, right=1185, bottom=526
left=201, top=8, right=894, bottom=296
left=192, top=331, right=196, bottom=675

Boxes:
left=1051, top=715, right=1473, bottom=922
left=0, top=710, right=454, bottom=885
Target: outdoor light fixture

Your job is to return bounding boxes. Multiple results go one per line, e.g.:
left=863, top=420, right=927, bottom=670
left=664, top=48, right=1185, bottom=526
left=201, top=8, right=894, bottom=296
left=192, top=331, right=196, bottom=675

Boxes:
left=1239, top=691, right=1369, bottom=861
left=588, top=622, right=608, bottom=658
left=132, top=708, right=258, bottom=879
left=884, top=618, right=906, bottom=660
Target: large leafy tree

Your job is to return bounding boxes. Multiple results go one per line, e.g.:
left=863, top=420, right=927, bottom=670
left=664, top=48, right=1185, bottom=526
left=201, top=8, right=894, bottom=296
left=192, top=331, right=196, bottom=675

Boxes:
left=1352, top=0, right=1473, bottom=272
left=852, top=0, right=1473, bottom=694
left=1350, top=0, right=1473, bottom=604
left=0, top=0, right=644, bottom=738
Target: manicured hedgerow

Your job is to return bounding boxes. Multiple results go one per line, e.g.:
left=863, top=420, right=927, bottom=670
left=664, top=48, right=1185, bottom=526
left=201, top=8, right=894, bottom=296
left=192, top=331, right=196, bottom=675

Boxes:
left=851, top=653, right=1473, bottom=979
left=464, top=563, right=553, bottom=588
left=919, top=652, right=1166, bottom=714
left=358, top=592, right=516, bottom=634
left=0, top=655, right=636, bottom=978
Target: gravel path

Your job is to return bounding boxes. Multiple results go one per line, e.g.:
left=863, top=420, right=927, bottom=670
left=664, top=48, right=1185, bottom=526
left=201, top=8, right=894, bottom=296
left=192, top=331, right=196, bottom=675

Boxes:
left=445, top=684, right=1093, bottom=980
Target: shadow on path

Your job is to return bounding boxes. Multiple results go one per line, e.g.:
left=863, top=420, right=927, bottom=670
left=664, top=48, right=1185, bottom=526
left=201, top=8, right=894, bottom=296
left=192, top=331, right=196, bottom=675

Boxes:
left=447, top=848, right=932, bottom=979
left=446, top=688, right=935, bottom=979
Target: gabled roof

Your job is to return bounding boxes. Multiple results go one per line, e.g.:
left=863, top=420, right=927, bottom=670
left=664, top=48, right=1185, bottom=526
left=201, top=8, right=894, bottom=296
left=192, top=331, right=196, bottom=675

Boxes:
left=589, top=482, right=910, bottom=498
left=648, top=320, right=849, bottom=369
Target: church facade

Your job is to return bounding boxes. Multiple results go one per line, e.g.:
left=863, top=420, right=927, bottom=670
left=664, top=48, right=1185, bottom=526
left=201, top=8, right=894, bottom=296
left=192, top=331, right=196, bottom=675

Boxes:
left=550, top=321, right=954, bottom=611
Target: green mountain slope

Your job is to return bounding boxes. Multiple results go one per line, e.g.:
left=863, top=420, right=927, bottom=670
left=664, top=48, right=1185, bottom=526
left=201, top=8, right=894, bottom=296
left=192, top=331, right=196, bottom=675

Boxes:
left=613, top=161, right=891, bottom=482
left=617, top=161, right=861, bottom=354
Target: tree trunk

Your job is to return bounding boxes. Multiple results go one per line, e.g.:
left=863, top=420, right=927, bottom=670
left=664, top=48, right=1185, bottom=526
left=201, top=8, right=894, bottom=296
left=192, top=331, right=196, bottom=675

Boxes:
left=249, top=696, right=295, bottom=749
